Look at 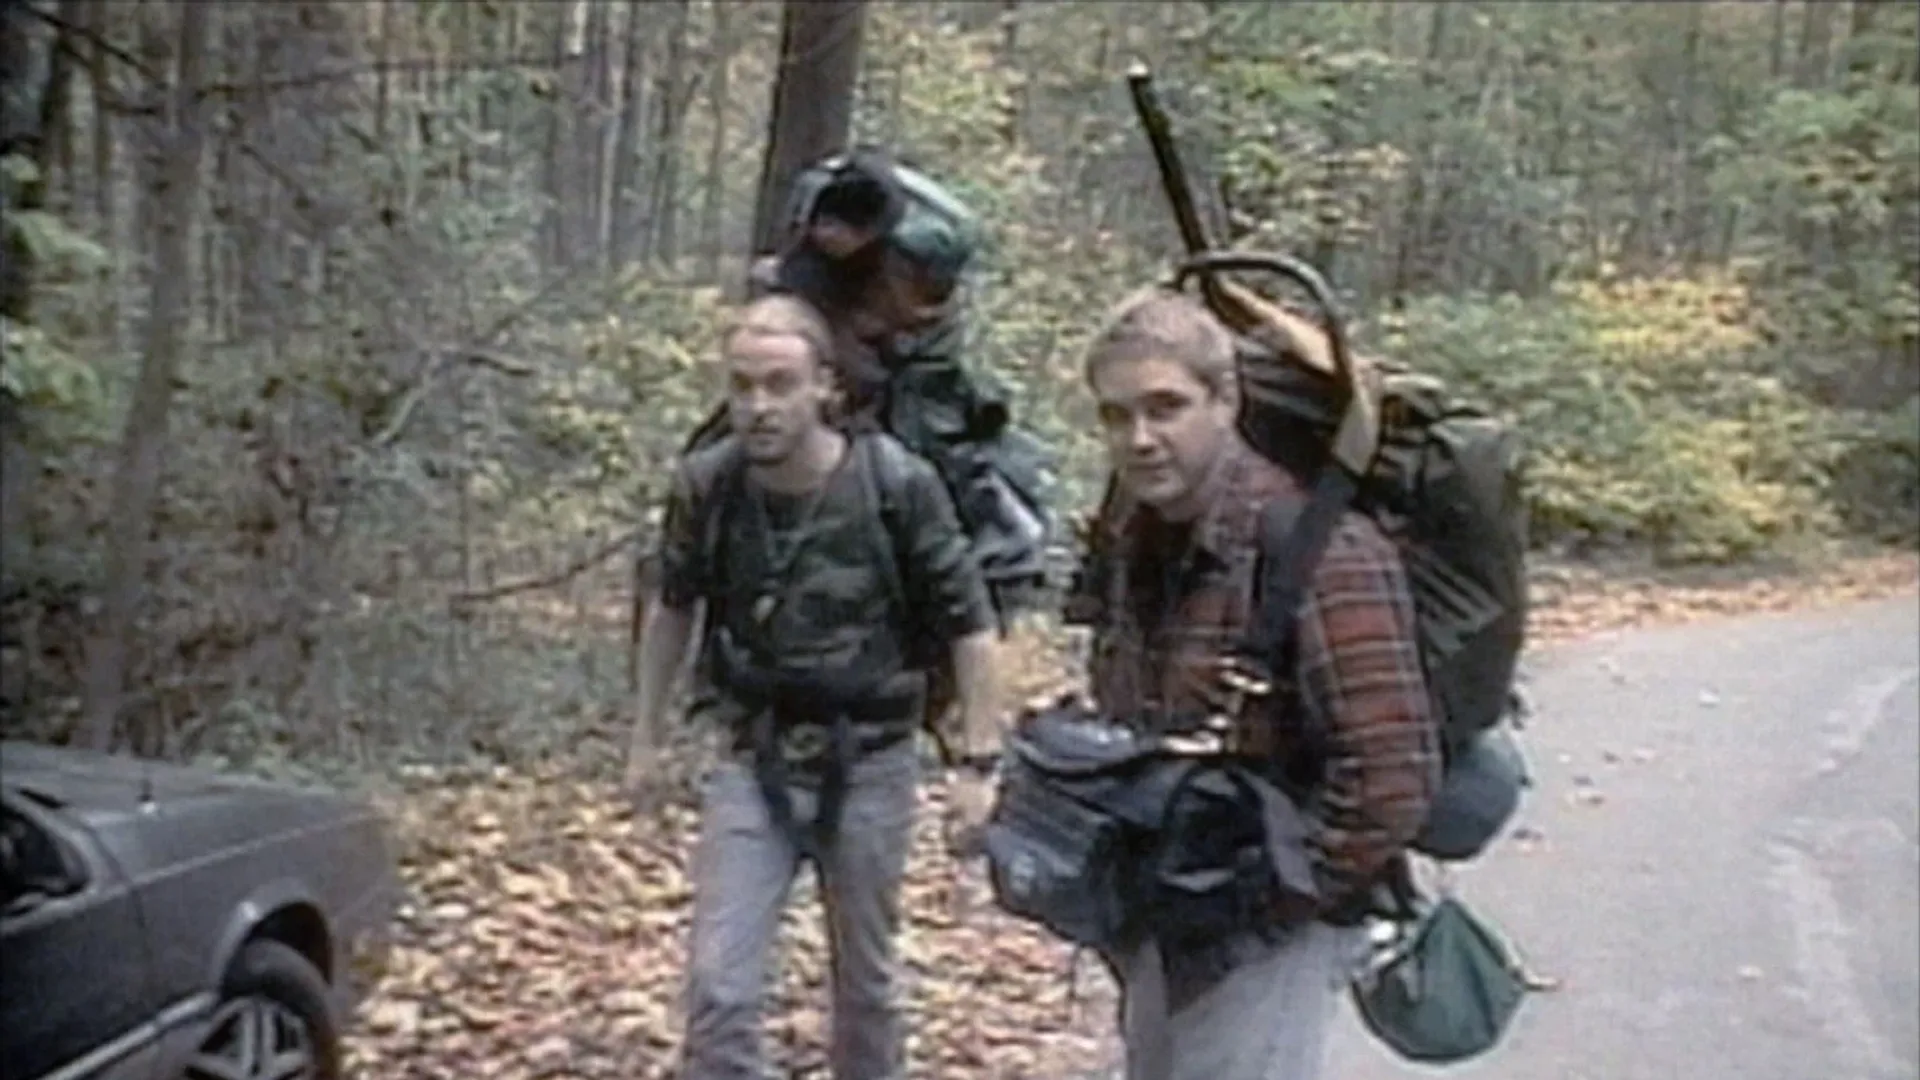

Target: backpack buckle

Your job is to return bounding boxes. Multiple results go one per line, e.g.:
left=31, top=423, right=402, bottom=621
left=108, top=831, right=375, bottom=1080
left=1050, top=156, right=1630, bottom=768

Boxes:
left=1202, top=656, right=1273, bottom=756
left=778, top=724, right=832, bottom=763
left=1163, top=728, right=1229, bottom=756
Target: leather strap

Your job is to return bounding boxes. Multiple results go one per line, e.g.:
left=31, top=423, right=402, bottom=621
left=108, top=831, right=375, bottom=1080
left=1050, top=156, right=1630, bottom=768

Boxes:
left=1237, top=466, right=1362, bottom=679
left=749, top=708, right=862, bottom=867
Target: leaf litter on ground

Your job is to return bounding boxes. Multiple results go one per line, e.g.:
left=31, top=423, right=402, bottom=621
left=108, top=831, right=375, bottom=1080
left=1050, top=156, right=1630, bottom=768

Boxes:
left=351, top=767, right=1119, bottom=1080
left=347, top=549, right=1918, bottom=1079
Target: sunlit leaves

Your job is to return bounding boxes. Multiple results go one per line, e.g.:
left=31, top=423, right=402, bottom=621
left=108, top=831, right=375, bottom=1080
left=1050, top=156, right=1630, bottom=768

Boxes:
left=1389, top=269, right=1861, bottom=563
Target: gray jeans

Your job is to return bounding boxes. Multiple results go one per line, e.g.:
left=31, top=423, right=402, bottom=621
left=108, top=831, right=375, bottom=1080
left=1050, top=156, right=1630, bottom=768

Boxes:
left=1116, top=922, right=1367, bottom=1080
left=677, top=738, right=919, bottom=1080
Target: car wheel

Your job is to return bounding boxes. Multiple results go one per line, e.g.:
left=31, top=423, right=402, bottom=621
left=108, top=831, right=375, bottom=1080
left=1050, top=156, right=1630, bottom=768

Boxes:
left=182, top=939, right=341, bottom=1080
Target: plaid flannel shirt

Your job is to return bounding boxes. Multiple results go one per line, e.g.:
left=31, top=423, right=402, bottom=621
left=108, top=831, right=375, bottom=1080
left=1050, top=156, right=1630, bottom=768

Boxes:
left=1087, top=438, right=1442, bottom=909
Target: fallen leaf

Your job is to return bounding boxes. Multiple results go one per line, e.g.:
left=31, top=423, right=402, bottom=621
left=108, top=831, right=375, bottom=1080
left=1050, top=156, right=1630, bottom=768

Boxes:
left=341, top=557, right=1920, bottom=1079
left=365, top=998, right=422, bottom=1035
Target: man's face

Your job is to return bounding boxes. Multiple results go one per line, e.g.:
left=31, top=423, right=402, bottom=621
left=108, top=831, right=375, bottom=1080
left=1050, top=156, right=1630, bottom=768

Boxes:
left=808, top=218, right=883, bottom=260
left=725, top=330, right=835, bottom=466
left=1091, top=355, right=1238, bottom=519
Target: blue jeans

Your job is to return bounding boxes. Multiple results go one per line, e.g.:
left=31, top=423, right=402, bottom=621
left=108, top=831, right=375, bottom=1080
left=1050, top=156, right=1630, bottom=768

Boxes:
left=1117, top=922, right=1368, bottom=1080
left=676, top=739, right=919, bottom=1080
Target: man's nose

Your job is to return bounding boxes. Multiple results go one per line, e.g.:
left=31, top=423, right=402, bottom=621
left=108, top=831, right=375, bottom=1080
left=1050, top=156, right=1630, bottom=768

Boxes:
left=1124, top=416, right=1157, bottom=454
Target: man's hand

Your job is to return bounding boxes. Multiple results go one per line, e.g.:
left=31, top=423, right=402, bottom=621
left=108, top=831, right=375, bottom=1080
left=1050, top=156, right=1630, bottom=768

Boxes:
left=627, top=599, right=698, bottom=818
left=944, top=769, right=996, bottom=859
left=623, top=742, right=668, bottom=817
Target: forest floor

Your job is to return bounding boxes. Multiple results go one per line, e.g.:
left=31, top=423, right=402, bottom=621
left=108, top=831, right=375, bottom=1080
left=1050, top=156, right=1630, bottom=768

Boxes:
left=343, top=544, right=1919, bottom=1080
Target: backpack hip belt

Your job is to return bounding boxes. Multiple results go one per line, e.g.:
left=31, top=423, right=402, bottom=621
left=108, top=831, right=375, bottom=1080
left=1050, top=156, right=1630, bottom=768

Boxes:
left=727, top=680, right=923, bottom=868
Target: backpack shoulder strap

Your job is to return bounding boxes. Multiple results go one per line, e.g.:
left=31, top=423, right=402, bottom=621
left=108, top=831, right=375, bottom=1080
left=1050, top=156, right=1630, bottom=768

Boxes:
left=852, top=434, right=912, bottom=611
left=854, top=434, right=965, bottom=760
left=1238, top=467, right=1363, bottom=680
left=690, top=439, right=750, bottom=581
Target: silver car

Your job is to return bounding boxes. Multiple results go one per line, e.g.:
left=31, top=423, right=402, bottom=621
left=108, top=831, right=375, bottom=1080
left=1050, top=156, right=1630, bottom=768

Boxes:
left=0, top=740, right=402, bottom=1080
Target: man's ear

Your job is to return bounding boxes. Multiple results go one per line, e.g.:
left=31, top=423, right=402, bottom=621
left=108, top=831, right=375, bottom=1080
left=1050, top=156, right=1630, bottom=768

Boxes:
left=816, top=364, right=848, bottom=417
left=1212, top=375, right=1241, bottom=418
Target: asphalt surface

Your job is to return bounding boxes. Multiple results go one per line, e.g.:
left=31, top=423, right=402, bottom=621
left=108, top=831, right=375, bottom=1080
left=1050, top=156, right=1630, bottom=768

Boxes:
left=1325, top=595, right=1920, bottom=1080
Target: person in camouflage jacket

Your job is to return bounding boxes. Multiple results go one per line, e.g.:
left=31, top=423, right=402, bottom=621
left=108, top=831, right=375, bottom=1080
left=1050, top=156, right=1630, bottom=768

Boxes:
left=738, top=148, right=1058, bottom=617
left=625, top=294, right=1006, bottom=1080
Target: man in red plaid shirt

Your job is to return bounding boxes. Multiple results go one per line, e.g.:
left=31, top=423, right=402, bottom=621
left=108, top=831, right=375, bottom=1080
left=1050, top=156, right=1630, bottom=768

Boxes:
left=1074, top=286, right=1444, bottom=1080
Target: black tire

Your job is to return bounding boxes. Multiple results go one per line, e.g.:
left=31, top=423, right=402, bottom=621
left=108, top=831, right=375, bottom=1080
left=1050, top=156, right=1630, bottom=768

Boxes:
left=187, top=939, right=342, bottom=1080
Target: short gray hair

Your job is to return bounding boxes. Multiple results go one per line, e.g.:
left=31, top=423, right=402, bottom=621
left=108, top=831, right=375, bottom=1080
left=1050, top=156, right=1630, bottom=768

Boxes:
left=1082, top=286, right=1237, bottom=396
left=721, top=293, right=837, bottom=369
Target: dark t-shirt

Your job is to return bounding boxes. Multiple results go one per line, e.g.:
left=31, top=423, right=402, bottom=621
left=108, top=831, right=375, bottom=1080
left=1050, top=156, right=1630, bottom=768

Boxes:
left=653, top=432, right=995, bottom=718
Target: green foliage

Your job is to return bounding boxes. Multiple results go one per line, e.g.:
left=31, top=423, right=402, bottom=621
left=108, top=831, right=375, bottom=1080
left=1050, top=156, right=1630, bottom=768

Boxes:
left=851, top=5, right=1143, bottom=511
left=0, top=317, right=107, bottom=432
left=1702, top=6, right=1920, bottom=404
left=1383, top=271, right=1862, bottom=563
left=1210, top=44, right=1411, bottom=255
left=1827, top=394, right=1920, bottom=543
left=1, top=154, right=113, bottom=446
left=14, top=0, right=1920, bottom=767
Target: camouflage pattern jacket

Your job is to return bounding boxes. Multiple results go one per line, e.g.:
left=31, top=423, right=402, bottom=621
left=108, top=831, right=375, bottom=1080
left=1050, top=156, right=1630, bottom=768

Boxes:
left=653, top=431, right=996, bottom=734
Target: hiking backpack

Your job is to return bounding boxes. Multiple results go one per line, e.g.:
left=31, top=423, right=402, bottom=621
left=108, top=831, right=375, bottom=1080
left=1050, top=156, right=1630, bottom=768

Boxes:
left=1076, top=252, right=1533, bottom=863
left=682, top=149, right=1060, bottom=620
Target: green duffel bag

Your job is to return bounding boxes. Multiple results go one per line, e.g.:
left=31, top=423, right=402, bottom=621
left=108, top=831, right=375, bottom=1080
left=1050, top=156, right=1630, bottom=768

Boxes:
left=1350, top=887, right=1541, bottom=1065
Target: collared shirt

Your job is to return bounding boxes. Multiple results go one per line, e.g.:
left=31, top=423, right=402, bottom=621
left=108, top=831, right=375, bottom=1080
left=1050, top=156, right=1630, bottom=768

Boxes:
left=1086, top=437, right=1442, bottom=907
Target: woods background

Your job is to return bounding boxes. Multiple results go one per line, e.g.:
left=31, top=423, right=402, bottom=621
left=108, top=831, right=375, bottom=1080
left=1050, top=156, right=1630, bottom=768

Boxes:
left=3, top=0, right=1916, bottom=779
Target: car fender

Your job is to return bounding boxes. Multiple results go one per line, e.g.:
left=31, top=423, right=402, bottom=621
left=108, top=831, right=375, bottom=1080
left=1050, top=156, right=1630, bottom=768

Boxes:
left=205, top=876, right=329, bottom=990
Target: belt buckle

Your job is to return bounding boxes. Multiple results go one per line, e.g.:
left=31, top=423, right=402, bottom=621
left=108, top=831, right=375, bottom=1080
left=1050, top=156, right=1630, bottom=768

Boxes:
left=779, top=724, right=830, bottom=762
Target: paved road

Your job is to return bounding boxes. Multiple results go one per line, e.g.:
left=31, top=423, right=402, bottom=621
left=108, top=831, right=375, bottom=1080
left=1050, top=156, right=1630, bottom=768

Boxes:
left=1327, top=595, right=1920, bottom=1080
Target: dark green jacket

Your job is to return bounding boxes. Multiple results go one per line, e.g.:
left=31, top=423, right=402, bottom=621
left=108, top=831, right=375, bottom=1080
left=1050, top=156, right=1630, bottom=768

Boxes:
left=654, top=432, right=996, bottom=727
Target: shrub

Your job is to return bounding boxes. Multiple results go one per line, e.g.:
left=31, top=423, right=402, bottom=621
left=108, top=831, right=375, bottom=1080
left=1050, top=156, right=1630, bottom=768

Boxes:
left=1381, top=270, right=1858, bottom=564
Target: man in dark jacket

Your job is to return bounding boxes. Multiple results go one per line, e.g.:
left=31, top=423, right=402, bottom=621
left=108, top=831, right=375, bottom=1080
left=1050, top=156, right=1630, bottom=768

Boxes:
left=740, top=149, right=1057, bottom=617
left=625, top=294, right=1005, bottom=1080
left=1075, top=286, right=1443, bottom=1080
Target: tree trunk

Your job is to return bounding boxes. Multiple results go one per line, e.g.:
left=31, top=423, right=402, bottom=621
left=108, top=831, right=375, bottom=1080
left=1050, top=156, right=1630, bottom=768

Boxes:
left=1676, top=2, right=1706, bottom=264
left=233, top=10, right=284, bottom=343
left=82, top=0, right=215, bottom=751
left=576, top=0, right=612, bottom=261
left=539, top=7, right=572, bottom=268
left=85, top=0, right=113, bottom=247
left=699, top=0, right=735, bottom=281
left=1388, top=1, right=1450, bottom=301
left=1769, top=0, right=1788, bottom=80
left=750, top=0, right=869, bottom=258
left=1846, top=0, right=1882, bottom=85
left=996, top=0, right=1023, bottom=148
left=608, top=0, right=649, bottom=269
left=645, top=0, right=691, bottom=267
left=1796, top=0, right=1836, bottom=88
left=39, top=0, right=82, bottom=208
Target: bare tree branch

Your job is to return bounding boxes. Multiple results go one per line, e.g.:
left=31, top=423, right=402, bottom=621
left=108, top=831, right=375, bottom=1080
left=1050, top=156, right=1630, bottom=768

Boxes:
left=449, top=527, right=643, bottom=607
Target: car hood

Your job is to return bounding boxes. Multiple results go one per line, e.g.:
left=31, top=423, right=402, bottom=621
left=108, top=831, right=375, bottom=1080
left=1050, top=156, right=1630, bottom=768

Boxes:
left=4, top=740, right=393, bottom=886
left=2, top=740, right=357, bottom=816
